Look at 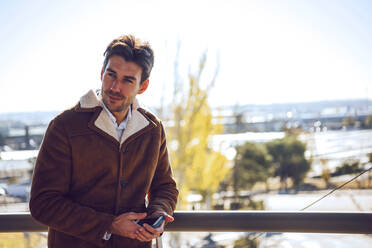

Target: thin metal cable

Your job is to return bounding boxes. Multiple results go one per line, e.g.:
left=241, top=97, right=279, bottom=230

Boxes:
left=251, top=166, right=372, bottom=242
left=300, top=166, right=371, bottom=211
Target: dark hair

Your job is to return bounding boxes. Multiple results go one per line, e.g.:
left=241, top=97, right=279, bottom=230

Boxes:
left=103, top=35, right=154, bottom=83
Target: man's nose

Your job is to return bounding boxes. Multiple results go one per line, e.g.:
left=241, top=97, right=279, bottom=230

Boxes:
left=110, top=80, right=120, bottom=91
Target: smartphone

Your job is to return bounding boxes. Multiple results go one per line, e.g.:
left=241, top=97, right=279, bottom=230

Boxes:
left=135, top=216, right=165, bottom=228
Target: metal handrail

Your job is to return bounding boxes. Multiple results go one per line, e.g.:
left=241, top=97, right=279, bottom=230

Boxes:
left=1, top=211, right=372, bottom=234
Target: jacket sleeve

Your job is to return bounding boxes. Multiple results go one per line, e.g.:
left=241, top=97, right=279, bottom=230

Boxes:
left=29, top=117, right=115, bottom=247
left=147, top=122, right=179, bottom=216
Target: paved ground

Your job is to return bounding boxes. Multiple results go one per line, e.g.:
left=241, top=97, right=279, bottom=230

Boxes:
left=254, top=189, right=372, bottom=211
left=262, top=233, right=372, bottom=248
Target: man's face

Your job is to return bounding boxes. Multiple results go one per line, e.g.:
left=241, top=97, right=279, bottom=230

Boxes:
left=101, top=55, right=148, bottom=119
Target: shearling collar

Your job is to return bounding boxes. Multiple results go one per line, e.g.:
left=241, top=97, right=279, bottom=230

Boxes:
left=79, top=89, right=151, bottom=145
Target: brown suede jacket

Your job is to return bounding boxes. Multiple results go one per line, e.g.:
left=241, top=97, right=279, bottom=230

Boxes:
left=29, top=90, right=178, bottom=248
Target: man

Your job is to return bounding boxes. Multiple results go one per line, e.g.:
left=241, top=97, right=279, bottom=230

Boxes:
left=29, top=35, right=178, bottom=248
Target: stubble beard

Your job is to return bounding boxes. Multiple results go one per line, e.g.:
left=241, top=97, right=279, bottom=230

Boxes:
left=102, top=89, right=130, bottom=114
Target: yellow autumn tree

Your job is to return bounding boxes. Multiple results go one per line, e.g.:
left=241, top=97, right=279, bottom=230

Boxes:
left=167, top=53, right=229, bottom=209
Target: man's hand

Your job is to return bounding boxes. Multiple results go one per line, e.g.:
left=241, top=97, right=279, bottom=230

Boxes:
left=110, top=212, right=146, bottom=239
left=135, top=211, right=174, bottom=242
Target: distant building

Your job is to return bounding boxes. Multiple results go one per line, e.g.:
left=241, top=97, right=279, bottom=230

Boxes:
left=0, top=159, right=33, bottom=179
left=212, top=99, right=372, bottom=133
left=0, top=124, right=47, bottom=150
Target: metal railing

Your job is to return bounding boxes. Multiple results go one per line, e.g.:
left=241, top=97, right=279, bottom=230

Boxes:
left=1, top=211, right=371, bottom=234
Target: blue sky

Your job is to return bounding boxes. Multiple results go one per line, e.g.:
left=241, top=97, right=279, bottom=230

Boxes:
left=0, top=0, right=371, bottom=113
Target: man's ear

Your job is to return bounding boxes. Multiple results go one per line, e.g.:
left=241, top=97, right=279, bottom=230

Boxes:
left=100, top=67, right=105, bottom=80
left=138, top=79, right=149, bottom=94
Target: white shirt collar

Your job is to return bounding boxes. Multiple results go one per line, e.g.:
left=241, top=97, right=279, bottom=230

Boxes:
left=101, top=101, right=132, bottom=139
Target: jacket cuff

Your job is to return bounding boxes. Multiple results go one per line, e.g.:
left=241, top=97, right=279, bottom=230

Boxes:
left=97, top=214, right=116, bottom=246
left=147, top=204, right=174, bottom=217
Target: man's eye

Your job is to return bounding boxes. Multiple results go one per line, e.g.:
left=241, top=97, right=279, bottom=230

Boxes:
left=107, top=72, right=115, bottom=78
